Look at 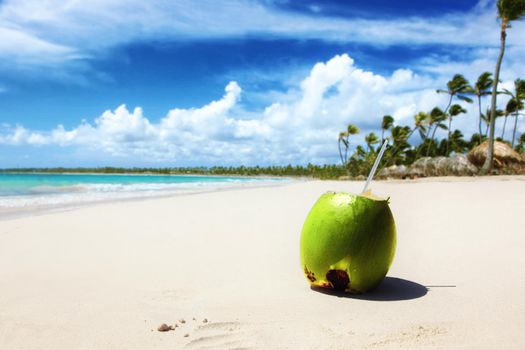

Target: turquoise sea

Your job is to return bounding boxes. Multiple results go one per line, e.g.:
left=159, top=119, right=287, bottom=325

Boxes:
left=0, top=173, right=288, bottom=211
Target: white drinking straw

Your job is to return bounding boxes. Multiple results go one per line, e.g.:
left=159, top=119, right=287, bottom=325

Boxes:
left=362, top=139, right=388, bottom=193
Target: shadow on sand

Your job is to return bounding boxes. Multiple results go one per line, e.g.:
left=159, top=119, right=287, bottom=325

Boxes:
left=310, top=277, right=427, bottom=301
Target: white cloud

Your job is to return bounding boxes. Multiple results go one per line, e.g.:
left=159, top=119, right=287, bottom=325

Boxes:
left=0, top=0, right=524, bottom=76
left=0, top=26, right=77, bottom=65
left=8, top=53, right=521, bottom=165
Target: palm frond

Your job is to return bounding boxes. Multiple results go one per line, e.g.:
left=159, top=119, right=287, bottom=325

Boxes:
left=457, top=95, right=473, bottom=103
left=498, top=0, right=525, bottom=21
left=381, top=115, right=394, bottom=130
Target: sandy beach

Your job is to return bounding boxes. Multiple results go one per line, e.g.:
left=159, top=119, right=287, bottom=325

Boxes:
left=1, top=176, right=524, bottom=349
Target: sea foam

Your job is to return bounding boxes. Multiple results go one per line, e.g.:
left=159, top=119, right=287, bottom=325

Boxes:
left=0, top=176, right=288, bottom=211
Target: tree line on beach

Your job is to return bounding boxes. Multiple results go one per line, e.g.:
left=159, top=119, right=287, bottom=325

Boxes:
left=338, top=73, right=525, bottom=177
left=339, top=0, right=525, bottom=176
left=0, top=165, right=347, bottom=179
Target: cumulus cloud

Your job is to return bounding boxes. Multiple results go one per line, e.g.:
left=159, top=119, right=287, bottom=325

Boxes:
left=8, top=54, right=520, bottom=165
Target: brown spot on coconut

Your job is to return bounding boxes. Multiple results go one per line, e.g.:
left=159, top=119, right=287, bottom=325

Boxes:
left=304, top=266, right=316, bottom=282
left=326, top=269, right=350, bottom=291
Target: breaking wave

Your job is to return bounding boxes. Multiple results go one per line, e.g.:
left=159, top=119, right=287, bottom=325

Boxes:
left=0, top=177, right=289, bottom=210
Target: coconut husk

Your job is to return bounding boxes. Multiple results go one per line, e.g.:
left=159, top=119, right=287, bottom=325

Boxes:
left=467, top=140, right=525, bottom=168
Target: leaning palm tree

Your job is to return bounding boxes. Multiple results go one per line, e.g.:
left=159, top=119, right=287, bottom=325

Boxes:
left=501, top=98, right=516, bottom=139
left=508, top=100, right=524, bottom=147
left=517, top=133, right=525, bottom=153
left=389, top=126, right=411, bottom=164
left=482, top=0, right=525, bottom=173
left=437, top=74, right=473, bottom=113
left=364, top=132, right=379, bottom=152
left=415, top=112, right=429, bottom=140
left=502, top=78, right=525, bottom=146
left=338, top=131, right=348, bottom=166
left=346, top=124, right=360, bottom=150
left=379, top=113, right=426, bottom=168
left=471, top=72, right=494, bottom=143
left=338, top=124, right=360, bottom=166
left=482, top=106, right=504, bottom=137
left=412, top=112, right=430, bottom=158
left=449, top=130, right=469, bottom=154
left=511, top=110, right=524, bottom=147
left=380, top=115, right=394, bottom=144
left=446, top=104, right=467, bottom=155
left=405, top=112, right=429, bottom=141
left=425, top=107, right=448, bottom=156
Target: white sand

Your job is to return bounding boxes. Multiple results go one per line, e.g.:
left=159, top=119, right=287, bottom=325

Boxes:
left=1, top=177, right=524, bottom=349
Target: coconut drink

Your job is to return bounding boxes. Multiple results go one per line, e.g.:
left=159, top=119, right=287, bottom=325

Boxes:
left=300, top=140, right=396, bottom=293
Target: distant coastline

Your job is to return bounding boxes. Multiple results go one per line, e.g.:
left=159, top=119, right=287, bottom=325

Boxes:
left=0, top=165, right=343, bottom=179
left=0, top=170, right=289, bottom=180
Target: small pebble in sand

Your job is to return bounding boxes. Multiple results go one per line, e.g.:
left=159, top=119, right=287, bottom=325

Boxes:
left=203, top=318, right=208, bottom=323
left=180, top=319, right=186, bottom=324
left=192, top=317, right=196, bottom=321
left=184, top=333, right=189, bottom=338
left=157, top=324, right=174, bottom=332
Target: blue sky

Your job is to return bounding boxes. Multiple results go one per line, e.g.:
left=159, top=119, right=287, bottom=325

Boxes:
left=0, top=0, right=524, bottom=167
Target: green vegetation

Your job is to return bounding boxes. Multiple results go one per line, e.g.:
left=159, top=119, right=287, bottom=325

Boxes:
left=0, top=165, right=347, bottom=179
left=472, top=72, right=494, bottom=141
left=482, top=0, right=525, bottom=173
left=334, top=1, right=525, bottom=177
left=502, top=79, right=525, bottom=147
left=335, top=68, right=524, bottom=177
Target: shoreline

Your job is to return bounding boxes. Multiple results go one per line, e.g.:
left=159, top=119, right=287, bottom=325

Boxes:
left=0, top=177, right=298, bottom=221
left=0, top=170, right=293, bottom=180
left=2, top=174, right=523, bottom=221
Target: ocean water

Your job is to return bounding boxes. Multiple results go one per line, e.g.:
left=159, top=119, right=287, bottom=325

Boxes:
left=0, top=173, right=289, bottom=213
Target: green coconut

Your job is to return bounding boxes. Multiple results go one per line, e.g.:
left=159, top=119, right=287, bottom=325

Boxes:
left=300, top=191, right=396, bottom=293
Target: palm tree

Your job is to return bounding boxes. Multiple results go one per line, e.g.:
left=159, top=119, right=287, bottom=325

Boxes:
left=446, top=104, right=467, bottom=155
left=425, top=107, right=447, bottom=156
left=482, top=106, right=504, bottom=137
left=405, top=112, right=429, bottom=141
left=388, top=126, right=411, bottom=165
left=337, top=131, right=347, bottom=166
left=437, top=74, right=473, bottom=114
left=414, top=112, right=429, bottom=141
left=430, top=107, right=448, bottom=140
left=346, top=124, right=360, bottom=161
left=471, top=72, right=494, bottom=144
left=338, top=124, right=360, bottom=166
left=501, top=98, right=515, bottom=139
left=502, top=78, right=525, bottom=146
left=482, top=0, right=525, bottom=173
left=381, top=115, right=394, bottom=144
left=412, top=112, right=430, bottom=158
left=511, top=111, right=524, bottom=147
left=516, top=133, right=525, bottom=153
left=364, top=132, right=379, bottom=152
left=448, top=130, right=468, bottom=154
